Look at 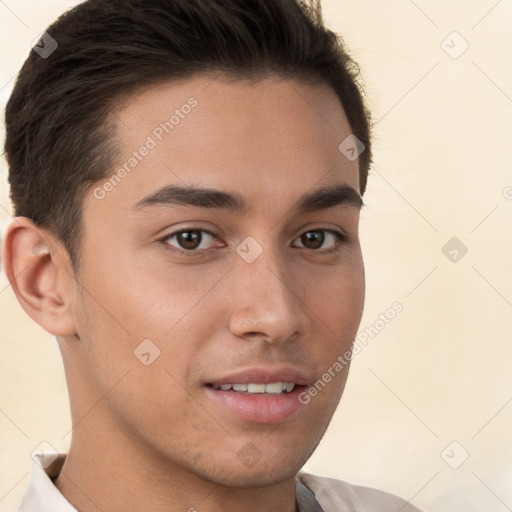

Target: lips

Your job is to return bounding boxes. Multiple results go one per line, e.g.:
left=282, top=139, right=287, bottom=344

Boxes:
left=207, top=367, right=310, bottom=387
left=204, top=366, right=310, bottom=424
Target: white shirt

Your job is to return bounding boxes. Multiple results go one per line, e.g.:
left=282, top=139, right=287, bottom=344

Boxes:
left=17, top=452, right=424, bottom=512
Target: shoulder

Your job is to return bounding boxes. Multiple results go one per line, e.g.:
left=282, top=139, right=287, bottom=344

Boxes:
left=297, top=471, right=426, bottom=512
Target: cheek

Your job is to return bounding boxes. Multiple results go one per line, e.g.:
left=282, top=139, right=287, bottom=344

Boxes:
left=73, top=256, right=221, bottom=405
left=104, top=255, right=230, bottom=338
left=74, top=285, right=196, bottom=439
left=307, top=253, right=365, bottom=349
left=78, top=246, right=217, bottom=341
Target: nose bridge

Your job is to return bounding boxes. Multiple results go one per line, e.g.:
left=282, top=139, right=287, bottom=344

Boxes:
left=228, top=234, right=308, bottom=341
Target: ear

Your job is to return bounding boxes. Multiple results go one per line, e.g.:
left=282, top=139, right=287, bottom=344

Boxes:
left=1, top=217, right=78, bottom=336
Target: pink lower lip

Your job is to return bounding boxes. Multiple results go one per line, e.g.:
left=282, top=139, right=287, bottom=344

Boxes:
left=204, top=386, right=305, bottom=424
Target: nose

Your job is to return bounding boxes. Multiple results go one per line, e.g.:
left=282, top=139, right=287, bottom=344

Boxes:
left=227, top=238, right=310, bottom=344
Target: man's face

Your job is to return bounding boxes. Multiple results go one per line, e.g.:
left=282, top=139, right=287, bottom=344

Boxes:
left=72, top=75, right=365, bottom=486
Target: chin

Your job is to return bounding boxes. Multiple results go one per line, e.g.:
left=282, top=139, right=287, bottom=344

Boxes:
left=197, top=460, right=303, bottom=489
left=188, top=440, right=317, bottom=489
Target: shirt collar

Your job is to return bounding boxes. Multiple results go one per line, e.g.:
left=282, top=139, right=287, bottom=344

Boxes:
left=296, top=478, right=325, bottom=512
left=17, top=454, right=77, bottom=512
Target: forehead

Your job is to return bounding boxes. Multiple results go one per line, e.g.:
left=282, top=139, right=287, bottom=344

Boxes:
left=90, top=74, right=360, bottom=216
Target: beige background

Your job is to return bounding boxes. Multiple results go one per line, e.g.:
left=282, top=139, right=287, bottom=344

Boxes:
left=1, top=1, right=511, bottom=511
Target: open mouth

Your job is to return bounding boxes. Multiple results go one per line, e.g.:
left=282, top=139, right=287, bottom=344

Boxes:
left=209, top=382, right=297, bottom=394
left=204, top=366, right=311, bottom=423
left=205, top=382, right=308, bottom=423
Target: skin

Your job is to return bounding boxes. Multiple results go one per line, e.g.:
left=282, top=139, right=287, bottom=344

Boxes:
left=3, top=75, right=365, bottom=512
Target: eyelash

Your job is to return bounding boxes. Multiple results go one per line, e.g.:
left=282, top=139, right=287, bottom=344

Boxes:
left=159, top=227, right=349, bottom=257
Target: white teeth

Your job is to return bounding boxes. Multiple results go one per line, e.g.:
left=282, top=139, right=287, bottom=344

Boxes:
left=248, top=383, right=266, bottom=393
left=213, top=382, right=296, bottom=394
left=265, top=382, right=283, bottom=394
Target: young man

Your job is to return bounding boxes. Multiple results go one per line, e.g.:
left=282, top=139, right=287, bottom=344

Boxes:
left=2, top=0, right=423, bottom=510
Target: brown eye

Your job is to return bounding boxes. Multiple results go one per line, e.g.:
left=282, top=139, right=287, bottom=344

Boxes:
left=301, top=230, right=325, bottom=249
left=176, top=231, right=202, bottom=250
left=293, top=230, right=347, bottom=251
left=163, top=229, right=218, bottom=253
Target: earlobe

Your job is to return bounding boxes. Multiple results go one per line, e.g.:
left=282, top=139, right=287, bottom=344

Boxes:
left=2, top=217, right=78, bottom=337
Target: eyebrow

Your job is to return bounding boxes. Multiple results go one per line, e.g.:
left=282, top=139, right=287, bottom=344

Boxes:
left=133, top=182, right=364, bottom=214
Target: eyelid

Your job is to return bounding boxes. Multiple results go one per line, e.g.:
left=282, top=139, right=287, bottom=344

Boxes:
left=159, top=225, right=349, bottom=256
